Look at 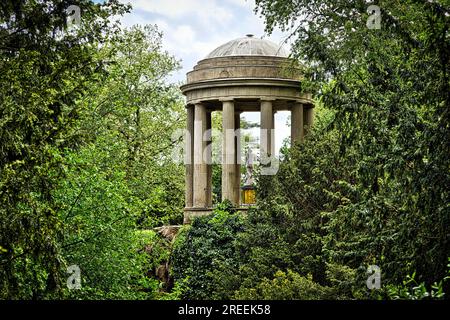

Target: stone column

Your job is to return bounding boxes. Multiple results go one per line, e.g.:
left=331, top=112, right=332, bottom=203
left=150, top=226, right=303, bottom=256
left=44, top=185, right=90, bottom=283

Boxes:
left=260, top=100, right=274, bottom=158
left=222, top=100, right=236, bottom=204
left=291, top=102, right=304, bottom=144
left=193, top=103, right=207, bottom=208
left=303, top=106, right=314, bottom=136
left=234, top=112, right=241, bottom=205
left=185, top=105, right=194, bottom=208
left=206, top=110, right=213, bottom=207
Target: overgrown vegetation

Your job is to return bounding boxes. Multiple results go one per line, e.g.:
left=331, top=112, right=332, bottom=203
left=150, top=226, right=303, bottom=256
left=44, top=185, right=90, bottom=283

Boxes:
left=169, top=0, right=450, bottom=300
left=0, top=1, right=184, bottom=299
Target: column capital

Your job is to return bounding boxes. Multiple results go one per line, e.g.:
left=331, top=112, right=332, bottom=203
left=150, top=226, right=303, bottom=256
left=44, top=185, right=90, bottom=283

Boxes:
left=291, top=101, right=304, bottom=111
left=219, top=98, right=235, bottom=102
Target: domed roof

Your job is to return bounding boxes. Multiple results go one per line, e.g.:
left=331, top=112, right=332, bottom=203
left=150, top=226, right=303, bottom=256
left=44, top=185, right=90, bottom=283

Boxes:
left=205, top=34, right=288, bottom=59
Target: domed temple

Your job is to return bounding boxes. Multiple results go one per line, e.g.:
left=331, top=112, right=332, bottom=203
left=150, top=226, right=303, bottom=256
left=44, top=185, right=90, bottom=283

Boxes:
left=181, top=35, right=314, bottom=223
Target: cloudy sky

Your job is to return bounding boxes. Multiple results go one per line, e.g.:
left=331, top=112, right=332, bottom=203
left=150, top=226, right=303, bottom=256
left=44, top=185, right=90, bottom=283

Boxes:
left=113, top=0, right=293, bottom=154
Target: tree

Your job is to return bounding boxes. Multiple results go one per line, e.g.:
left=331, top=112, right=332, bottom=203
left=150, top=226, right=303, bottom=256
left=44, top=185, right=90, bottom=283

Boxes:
left=81, top=25, right=185, bottom=227
left=55, top=25, right=185, bottom=298
left=254, top=0, right=450, bottom=291
left=0, top=0, right=129, bottom=299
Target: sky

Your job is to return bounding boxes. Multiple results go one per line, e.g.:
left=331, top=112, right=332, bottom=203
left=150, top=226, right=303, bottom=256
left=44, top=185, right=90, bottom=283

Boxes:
left=113, top=0, right=293, bottom=155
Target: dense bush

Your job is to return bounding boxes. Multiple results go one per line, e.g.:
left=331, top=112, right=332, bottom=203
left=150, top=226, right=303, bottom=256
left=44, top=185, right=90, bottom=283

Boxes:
left=254, top=0, right=450, bottom=295
left=171, top=201, right=244, bottom=299
left=234, top=270, right=332, bottom=300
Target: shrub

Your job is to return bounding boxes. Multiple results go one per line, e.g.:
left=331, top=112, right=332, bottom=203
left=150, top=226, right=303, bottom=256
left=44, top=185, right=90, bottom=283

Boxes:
left=171, top=201, right=244, bottom=299
left=234, top=270, right=332, bottom=300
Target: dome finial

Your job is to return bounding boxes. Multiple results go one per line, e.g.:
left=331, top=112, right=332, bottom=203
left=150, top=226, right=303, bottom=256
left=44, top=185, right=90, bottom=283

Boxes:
left=246, top=34, right=254, bottom=38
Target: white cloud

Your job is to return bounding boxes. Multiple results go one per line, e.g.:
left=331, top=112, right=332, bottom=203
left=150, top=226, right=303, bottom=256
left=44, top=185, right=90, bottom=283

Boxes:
left=126, top=0, right=234, bottom=27
left=224, top=0, right=255, bottom=9
left=173, top=25, right=196, bottom=46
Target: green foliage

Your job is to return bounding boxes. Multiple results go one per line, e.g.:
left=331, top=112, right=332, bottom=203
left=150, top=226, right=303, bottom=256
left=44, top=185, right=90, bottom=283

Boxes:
left=384, top=259, right=450, bottom=300
left=0, top=1, right=183, bottom=299
left=135, top=229, right=179, bottom=300
left=55, top=144, right=151, bottom=299
left=325, top=263, right=361, bottom=300
left=235, top=270, right=332, bottom=300
left=0, top=0, right=129, bottom=299
left=171, top=201, right=244, bottom=300
left=53, top=25, right=184, bottom=299
left=158, top=276, right=190, bottom=300
left=138, top=230, right=171, bottom=272
left=252, top=0, right=450, bottom=295
left=2, top=0, right=448, bottom=301
left=171, top=0, right=449, bottom=299
left=85, top=24, right=185, bottom=228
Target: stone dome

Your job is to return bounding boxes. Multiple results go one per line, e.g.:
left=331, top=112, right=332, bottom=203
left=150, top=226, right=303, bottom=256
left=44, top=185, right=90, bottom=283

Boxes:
left=205, top=34, right=288, bottom=59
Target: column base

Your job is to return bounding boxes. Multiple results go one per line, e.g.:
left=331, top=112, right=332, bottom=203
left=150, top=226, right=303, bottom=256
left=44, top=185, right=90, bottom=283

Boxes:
left=183, top=207, right=213, bottom=224
left=183, top=206, right=251, bottom=224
